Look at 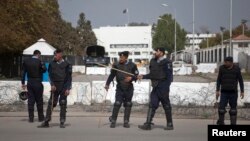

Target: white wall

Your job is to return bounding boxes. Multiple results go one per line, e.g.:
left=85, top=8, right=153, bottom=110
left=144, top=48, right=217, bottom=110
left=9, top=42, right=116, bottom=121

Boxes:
left=85, top=67, right=148, bottom=75
left=72, top=66, right=85, bottom=74
left=1, top=81, right=249, bottom=106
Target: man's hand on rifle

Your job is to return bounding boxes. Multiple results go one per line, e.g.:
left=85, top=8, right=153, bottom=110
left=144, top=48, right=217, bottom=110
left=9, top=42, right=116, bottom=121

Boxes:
left=137, top=75, right=143, bottom=80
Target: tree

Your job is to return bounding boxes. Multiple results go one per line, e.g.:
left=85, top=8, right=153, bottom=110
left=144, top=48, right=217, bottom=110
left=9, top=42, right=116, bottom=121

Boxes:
left=199, top=24, right=250, bottom=48
left=0, top=0, right=97, bottom=77
left=128, top=22, right=149, bottom=26
left=199, top=33, right=221, bottom=49
left=76, top=13, right=97, bottom=55
left=153, top=14, right=186, bottom=54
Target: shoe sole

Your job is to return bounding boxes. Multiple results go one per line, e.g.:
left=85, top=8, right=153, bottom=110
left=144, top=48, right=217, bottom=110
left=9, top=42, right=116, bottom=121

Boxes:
left=138, top=126, right=151, bottom=130
left=37, top=126, right=50, bottom=128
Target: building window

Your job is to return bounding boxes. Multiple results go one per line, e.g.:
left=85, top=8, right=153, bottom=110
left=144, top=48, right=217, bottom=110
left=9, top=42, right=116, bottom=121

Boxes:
left=142, top=52, right=148, bottom=55
left=238, top=43, right=248, bottom=47
left=109, top=44, right=148, bottom=49
left=110, top=52, right=116, bottom=55
left=111, top=58, right=118, bottom=63
left=134, top=52, right=141, bottom=55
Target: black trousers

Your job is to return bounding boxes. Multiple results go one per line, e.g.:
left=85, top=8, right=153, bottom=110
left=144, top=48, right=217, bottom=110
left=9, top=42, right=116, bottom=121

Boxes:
left=115, top=84, right=134, bottom=105
left=50, top=82, right=67, bottom=108
left=219, top=92, right=238, bottom=110
left=150, top=81, right=171, bottom=110
left=45, top=82, right=67, bottom=123
left=27, top=80, right=44, bottom=118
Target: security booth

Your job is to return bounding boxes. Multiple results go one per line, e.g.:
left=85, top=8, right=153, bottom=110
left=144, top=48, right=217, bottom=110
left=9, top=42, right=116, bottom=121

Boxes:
left=22, top=38, right=56, bottom=82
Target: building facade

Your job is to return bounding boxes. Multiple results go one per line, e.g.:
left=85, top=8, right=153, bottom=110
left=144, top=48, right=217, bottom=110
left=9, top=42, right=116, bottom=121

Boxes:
left=93, top=26, right=153, bottom=64
left=175, top=33, right=216, bottom=64
left=185, top=33, right=216, bottom=50
left=196, top=34, right=250, bottom=70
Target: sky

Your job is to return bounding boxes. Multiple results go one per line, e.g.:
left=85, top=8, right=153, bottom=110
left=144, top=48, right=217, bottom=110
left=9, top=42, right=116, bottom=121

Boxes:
left=58, top=0, right=250, bottom=33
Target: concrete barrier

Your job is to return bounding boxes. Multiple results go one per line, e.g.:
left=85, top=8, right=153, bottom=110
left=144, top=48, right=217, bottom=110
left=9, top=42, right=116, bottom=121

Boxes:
left=88, top=66, right=148, bottom=75
left=196, top=63, right=217, bottom=73
left=0, top=81, right=249, bottom=106
left=72, top=66, right=85, bottom=74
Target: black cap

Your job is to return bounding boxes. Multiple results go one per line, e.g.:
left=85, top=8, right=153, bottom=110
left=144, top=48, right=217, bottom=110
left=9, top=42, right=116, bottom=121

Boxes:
left=155, top=47, right=166, bottom=55
left=33, top=50, right=41, bottom=55
left=54, top=49, right=63, bottom=54
left=224, top=56, right=233, bottom=62
left=119, top=51, right=129, bottom=57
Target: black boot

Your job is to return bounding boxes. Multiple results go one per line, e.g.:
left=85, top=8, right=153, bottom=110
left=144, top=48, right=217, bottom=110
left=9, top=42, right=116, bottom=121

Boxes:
left=110, top=102, right=121, bottom=128
left=138, top=108, right=155, bottom=130
left=124, top=107, right=131, bottom=128
left=230, top=115, right=237, bottom=125
left=28, top=109, right=34, bottom=123
left=217, top=109, right=226, bottom=125
left=60, top=100, right=67, bottom=128
left=60, top=122, right=65, bottom=128
left=163, top=106, right=174, bottom=130
left=229, top=109, right=237, bottom=125
left=37, top=121, right=50, bottom=128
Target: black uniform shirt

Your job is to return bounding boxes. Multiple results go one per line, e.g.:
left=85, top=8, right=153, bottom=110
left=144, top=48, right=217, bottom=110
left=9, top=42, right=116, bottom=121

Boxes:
left=21, top=56, right=46, bottom=85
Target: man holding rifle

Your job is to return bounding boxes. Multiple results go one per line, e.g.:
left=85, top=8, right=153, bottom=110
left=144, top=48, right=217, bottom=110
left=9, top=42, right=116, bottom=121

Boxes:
left=105, top=51, right=139, bottom=128
left=39, top=49, right=72, bottom=128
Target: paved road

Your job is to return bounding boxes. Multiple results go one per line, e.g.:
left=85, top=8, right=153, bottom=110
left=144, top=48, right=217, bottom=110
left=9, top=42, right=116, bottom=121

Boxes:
left=0, top=112, right=249, bottom=141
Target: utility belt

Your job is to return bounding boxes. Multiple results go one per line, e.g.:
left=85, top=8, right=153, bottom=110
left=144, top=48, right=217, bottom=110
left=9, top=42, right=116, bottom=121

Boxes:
left=117, top=81, right=133, bottom=90
left=221, top=89, right=238, bottom=93
left=53, top=81, right=65, bottom=85
left=28, top=77, right=42, bottom=82
left=151, top=78, right=167, bottom=87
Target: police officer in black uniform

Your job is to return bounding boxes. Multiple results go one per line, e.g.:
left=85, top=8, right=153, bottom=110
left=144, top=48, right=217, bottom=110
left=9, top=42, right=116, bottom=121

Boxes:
left=105, top=51, right=139, bottom=128
left=216, top=56, right=244, bottom=125
left=39, top=49, right=72, bottom=128
left=138, top=47, right=174, bottom=130
left=21, top=50, right=46, bottom=122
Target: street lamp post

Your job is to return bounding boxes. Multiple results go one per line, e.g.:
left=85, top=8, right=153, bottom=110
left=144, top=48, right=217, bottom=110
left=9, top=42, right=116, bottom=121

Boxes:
left=192, top=0, right=195, bottom=65
left=161, top=4, right=177, bottom=62
left=206, top=31, right=209, bottom=48
left=241, top=19, right=248, bottom=35
left=220, top=27, right=225, bottom=62
left=229, top=0, right=232, bottom=56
